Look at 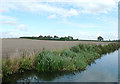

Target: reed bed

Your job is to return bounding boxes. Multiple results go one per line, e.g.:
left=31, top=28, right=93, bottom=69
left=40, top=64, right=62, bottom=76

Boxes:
left=2, top=43, right=120, bottom=77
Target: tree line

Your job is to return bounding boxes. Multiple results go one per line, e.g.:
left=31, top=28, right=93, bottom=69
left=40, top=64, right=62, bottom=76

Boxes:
left=20, top=35, right=79, bottom=41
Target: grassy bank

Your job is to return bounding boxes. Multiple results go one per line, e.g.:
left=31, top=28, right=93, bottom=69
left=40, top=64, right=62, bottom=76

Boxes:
left=2, top=43, right=120, bottom=77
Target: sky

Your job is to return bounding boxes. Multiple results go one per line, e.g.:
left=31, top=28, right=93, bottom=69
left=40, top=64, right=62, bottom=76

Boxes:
left=0, top=0, right=118, bottom=40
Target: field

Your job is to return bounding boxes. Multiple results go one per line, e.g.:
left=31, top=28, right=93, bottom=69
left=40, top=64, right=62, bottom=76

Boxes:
left=2, top=38, right=113, bottom=59
left=2, top=38, right=120, bottom=77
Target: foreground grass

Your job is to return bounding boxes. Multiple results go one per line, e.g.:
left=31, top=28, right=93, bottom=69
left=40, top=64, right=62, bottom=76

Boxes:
left=2, top=43, right=120, bottom=77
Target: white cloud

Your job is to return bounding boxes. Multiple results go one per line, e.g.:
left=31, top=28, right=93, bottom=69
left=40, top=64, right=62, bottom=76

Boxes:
left=48, top=14, right=56, bottom=19
left=59, top=19, right=103, bottom=28
left=74, top=0, right=117, bottom=14
left=0, top=31, right=38, bottom=38
left=64, top=8, right=78, bottom=17
left=0, top=15, right=17, bottom=20
left=0, top=21, right=17, bottom=25
left=0, top=0, right=118, bottom=39
left=19, top=3, right=78, bottom=17
left=0, top=0, right=117, bottom=17
left=0, top=24, right=29, bottom=38
left=72, top=31, right=118, bottom=40
left=1, top=32, right=20, bottom=38
left=0, top=7, right=9, bottom=13
left=96, top=33, right=101, bottom=37
left=17, top=24, right=28, bottom=31
left=69, top=8, right=78, bottom=16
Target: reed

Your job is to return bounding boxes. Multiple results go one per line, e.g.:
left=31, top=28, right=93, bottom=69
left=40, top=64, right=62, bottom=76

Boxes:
left=2, top=43, right=120, bottom=77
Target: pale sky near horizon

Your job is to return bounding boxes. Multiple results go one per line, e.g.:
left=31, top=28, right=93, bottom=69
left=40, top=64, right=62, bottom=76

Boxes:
left=0, top=0, right=118, bottom=40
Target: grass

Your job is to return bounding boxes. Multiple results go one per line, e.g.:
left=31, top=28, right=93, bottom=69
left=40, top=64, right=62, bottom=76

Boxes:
left=2, top=43, right=120, bottom=77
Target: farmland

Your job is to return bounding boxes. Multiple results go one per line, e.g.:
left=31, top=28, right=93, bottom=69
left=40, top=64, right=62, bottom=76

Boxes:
left=2, top=38, right=120, bottom=77
left=2, top=38, right=113, bottom=59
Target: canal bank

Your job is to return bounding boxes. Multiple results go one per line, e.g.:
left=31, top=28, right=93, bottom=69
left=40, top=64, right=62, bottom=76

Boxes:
left=2, top=49, right=119, bottom=82
left=2, top=43, right=120, bottom=82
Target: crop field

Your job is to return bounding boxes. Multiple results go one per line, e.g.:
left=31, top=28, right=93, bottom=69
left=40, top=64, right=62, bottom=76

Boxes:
left=2, top=38, right=120, bottom=77
left=2, top=38, right=113, bottom=59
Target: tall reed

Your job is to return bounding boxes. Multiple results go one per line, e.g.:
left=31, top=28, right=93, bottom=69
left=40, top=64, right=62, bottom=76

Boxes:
left=2, top=43, right=120, bottom=77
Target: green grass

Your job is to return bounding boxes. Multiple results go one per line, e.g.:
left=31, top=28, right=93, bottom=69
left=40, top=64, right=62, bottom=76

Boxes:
left=2, top=43, right=120, bottom=77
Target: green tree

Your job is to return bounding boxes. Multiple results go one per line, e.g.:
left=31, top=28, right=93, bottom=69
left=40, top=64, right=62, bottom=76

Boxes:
left=97, top=36, right=103, bottom=41
left=54, top=35, right=59, bottom=38
left=68, top=36, right=73, bottom=40
left=47, top=35, right=52, bottom=39
left=39, top=35, right=43, bottom=38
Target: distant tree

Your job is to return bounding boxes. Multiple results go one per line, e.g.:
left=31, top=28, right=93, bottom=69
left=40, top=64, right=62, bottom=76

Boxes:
left=44, top=36, right=47, bottom=38
left=77, top=38, right=78, bottom=40
left=97, top=36, right=103, bottom=41
left=54, top=35, right=59, bottom=38
left=60, top=37, right=67, bottom=41
left=60, top=37, right=64, bottom=40
left=47, top=35, right=52, bottom=38
left=68, top=36, right=73, bottom=40
left=39, top=35, right=43, bottom=38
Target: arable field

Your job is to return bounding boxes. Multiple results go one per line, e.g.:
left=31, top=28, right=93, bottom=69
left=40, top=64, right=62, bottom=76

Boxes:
left=2, top=38, right=120, bottom=77
left=2, top=38, right=113, bottom=59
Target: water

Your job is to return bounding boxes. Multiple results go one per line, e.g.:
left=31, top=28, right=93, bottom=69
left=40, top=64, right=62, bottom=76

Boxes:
left=3, top=50, right=119, bottom=82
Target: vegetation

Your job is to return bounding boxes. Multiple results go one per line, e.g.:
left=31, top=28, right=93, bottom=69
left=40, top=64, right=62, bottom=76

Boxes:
left=20, top=35, right=119, bottom=42
left=2, top=43, right=120, bottom=77
left=20, top=35, right=77, bottom=41
left=97, top=36, right=104, bottom=41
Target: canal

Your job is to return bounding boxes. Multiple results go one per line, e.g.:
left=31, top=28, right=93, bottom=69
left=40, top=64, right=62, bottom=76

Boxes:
left=3, top=49, right=119, bottom=82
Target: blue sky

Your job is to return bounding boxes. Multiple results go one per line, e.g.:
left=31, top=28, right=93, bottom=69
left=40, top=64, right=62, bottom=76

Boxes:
left=0, top=0, right=118, bottom=40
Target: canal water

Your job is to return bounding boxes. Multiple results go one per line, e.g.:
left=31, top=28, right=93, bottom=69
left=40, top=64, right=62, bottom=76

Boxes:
left=3, top=49, right=119, bottom=82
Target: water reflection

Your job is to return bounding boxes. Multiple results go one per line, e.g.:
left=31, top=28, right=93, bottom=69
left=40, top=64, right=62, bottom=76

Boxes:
left=3, top=71, right=78, bottom=82
left=3, top=50, right=119, bottom=82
